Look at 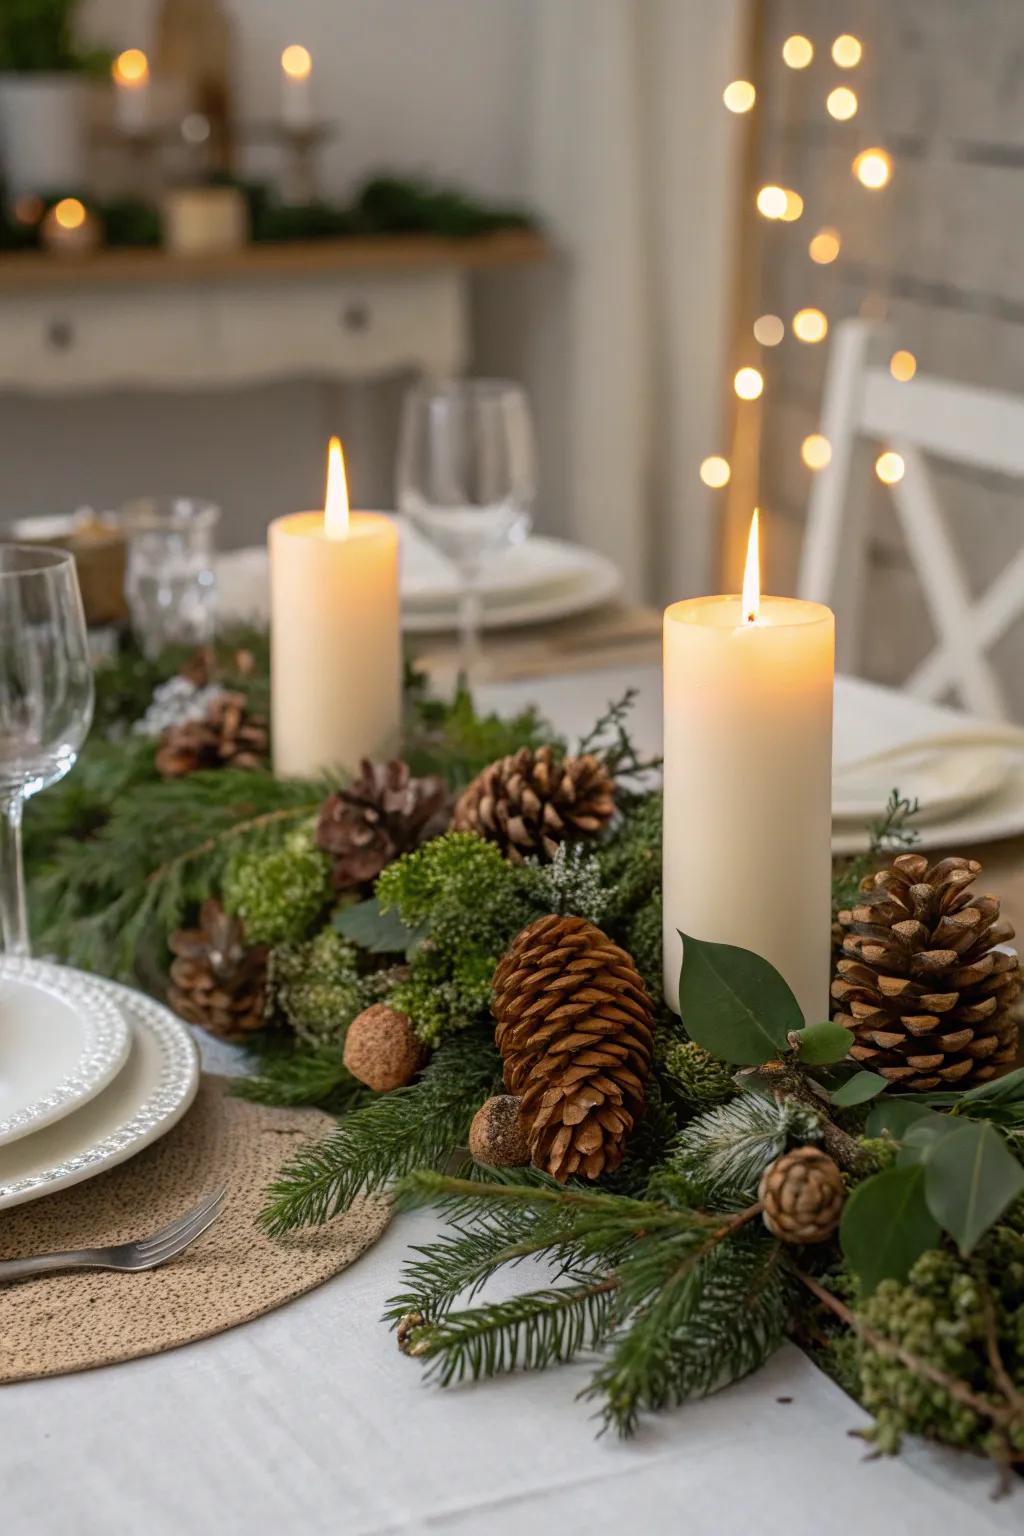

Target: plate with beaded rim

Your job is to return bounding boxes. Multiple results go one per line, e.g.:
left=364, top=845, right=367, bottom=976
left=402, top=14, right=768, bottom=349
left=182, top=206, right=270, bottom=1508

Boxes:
left=0, top=958, right=132, bottom=1148
left=0, top=974, right=199, bottom=1210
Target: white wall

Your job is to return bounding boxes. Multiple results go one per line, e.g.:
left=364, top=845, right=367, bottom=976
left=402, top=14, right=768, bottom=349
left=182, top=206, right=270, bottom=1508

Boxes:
left=1, top=0, right=543, bottom=545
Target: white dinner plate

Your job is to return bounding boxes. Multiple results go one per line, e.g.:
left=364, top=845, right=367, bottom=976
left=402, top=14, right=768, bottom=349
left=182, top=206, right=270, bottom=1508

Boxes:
left=832, top=759, right=1024, bottom=855
left=0, top=958, right=131, bottom=1148
left=0, top=976, right=199, bottom=1210
left=832, top=746, right=1013, bottom=826
left=215, top=533, right=623, bottom=633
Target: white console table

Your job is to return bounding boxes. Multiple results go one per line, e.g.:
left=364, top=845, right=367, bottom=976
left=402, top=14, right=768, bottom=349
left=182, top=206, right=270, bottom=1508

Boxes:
left=0, top=231, right=547, bottom=394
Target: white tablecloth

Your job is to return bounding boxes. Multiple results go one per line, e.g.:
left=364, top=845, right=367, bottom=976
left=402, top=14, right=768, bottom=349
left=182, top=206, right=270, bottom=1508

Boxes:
left=2, top=668, right=1019, bottom=1534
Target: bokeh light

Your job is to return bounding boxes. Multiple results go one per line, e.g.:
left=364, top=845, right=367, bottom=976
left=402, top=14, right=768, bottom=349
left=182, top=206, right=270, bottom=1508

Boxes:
left=853, top=148, right=892, bottom=189
left=793, top=308, right=829, bottom=343
left=780, top=189, right=804, bottom=222
left=723, top=80, right=756, bottom=114
left=875, top=451, right=905, bottom=485
left=890, top=350, right=918, bottom=382
left=734, top=367, right=764, bottom=401
left=782, top=35, right=814, bottom=69
left=753, top=314, right=785, bottom=346
left=281, top=44, right=312, bottom=79
left=756, top=185, right=789, bottom=219
left=809, top=228, right=841, bottom=264
left=54, top=197, right=87, bottom=231
left=112, top=48, right=149, bottom=85
left=699, top=455, right=731, bottom=488
left=827, top=87, right=858, bottom=121
left=832, top=34, right=863, bottom=68
left=801, top=434, right=833, bottom=470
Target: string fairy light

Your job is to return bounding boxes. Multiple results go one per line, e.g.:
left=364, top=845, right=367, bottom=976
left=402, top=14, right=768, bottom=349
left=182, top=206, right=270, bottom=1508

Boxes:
left=875, top=451, right=905, bottom=484
left=793, top=308, right=829, bottom=343
left=832, top=34, right=863, bottom=68
left=853, top=148, right=892, bottom=189
left=753, top=314, right=785, bottom=346
left=699, top=455, right=732, bottom=488
left=723, top=80, right=756, bottom=113
left=826, top=87, right=858, bottom=121
left=782, top=35, right=813, bottom=68
left=779, top=189, right=804, bottom=222
left=889, top=349, right=917, bottom=382
left=809, top=227, right=841, bottom=263
left=756, top=185, right=789, bottom=219
left=734, top=367, right=764, bottom=401
left=801, top=434, right=832, bottom=470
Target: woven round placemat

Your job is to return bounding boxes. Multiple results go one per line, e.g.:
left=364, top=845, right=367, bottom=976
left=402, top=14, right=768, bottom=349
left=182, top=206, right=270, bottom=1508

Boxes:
left=0, top=1075, right=390, bottom=1384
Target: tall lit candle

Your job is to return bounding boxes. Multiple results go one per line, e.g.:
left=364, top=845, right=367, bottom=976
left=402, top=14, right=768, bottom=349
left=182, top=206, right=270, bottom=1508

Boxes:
left=662, top=511, right=834, bottom=1023
left=112, top=49, right=150, bottom=135
left=270, top=437, right=401, bottom=778
left=280, top=44, right=314, bottom=131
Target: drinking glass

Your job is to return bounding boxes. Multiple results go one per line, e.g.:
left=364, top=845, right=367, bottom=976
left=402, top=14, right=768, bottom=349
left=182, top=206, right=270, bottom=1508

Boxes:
left=397, top=380, right=536, bottom=678
left=0, top=546, right=94, bottom=954
left=120, top=496, right=220, bottom=657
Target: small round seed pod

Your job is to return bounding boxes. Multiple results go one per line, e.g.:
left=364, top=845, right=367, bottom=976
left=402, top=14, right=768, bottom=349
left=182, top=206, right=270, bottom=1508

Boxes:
left=468, top=1094, right=530, bottom=1167
left=343, top=1004, right=427, bottom=1092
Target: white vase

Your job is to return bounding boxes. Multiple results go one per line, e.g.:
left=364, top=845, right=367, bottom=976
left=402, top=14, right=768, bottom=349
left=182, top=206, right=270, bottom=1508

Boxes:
left=0, top=73, right=89, bottom=197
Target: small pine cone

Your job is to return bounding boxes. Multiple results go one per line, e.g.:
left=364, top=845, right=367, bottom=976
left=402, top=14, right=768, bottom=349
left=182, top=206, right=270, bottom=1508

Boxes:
left=452, top=745, right=615, bottom=864
left=155, top=690, right=269, bottom=777
left=492, top=914, right=654, bottom=1181
left=833, top=853, right=1021, bottom=1091
left=343, top=1003, right=428, bottom=1092
left=759, top=1146, right=844, bottom=1245
left=468, top=1094, right=530, bottom=1167
left=167, top=898, right=268, bottom=1041
left=316, top=759, right=448, bottom=892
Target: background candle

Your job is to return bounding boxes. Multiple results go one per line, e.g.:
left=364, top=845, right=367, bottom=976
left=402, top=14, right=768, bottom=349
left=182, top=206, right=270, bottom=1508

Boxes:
left=270, top=438, right=401, bottom=778
left=280, top=44, right=314, bottom=131
left=112, top=49, right=150, bottom=135
left=662, top=518, right=834, bottom=1025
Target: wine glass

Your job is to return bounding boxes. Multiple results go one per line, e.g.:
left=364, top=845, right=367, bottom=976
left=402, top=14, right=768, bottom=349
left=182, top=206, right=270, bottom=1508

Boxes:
left=119, top=496, right=220, bottom=658
left=397, top=379, right=536, bottom=679
left=0, top=546, right=94, bottom=954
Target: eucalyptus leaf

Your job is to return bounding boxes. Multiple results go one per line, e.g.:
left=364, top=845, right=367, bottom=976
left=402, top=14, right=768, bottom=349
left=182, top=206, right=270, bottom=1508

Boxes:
left=792, top=1020, right=854, bottom=1066
left=839, top=1164, right=940, bottom=1294
left=830, top=1070, right=889, bottom=1108
left=922, top=1120, right=1024, bottom=1255
left=677, top=932, right=802, bottom=1066
left=334, top=896, right=422, bottom=956
left=865, top=1099, right=948, bottom=1140
left=960, top=1066, right=1024, bottom=1107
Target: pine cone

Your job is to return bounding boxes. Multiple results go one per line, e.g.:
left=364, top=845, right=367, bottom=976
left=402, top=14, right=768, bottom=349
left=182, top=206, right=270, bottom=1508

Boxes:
left=315, top=759, right=448, bottom=892
left=832, top=853, right=1021, bottom=1091
left=155, top=690, right=268, bottom=778
left=453, top=746, right=615, bottom=864
left=492, top=914, right=654, bottom=1180
left=759, top=1146, right=844, bottom=1244
left=167, top=898, right=268, bottom=1041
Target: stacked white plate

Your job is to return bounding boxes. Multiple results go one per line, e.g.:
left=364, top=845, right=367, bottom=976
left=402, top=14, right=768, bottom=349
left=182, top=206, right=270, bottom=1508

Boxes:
left=0, top=957, right=199, bottom=1211
left=215, top=518, right=622, bottom=634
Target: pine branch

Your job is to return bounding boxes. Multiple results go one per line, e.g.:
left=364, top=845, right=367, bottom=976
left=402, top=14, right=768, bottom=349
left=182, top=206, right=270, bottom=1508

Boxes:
left=670, top=1093, right=823, bottom=1199
left=232, top=1043, right=367, bottom=1112
left=258, top=1032, right=500, bottom=1235
left=403, top=1282, right=619, bottom=1385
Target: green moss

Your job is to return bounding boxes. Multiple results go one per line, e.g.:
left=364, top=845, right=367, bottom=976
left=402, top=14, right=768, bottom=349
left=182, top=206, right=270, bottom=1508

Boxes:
left=223, top=841, right=331, bottom=947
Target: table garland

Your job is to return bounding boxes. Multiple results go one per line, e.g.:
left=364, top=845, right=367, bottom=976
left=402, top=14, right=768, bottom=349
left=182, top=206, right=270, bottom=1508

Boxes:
left=26, top=633, right=1024, bottom=1485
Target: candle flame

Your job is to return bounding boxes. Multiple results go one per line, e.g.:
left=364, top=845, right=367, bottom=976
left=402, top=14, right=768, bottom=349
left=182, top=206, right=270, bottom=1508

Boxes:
left=282, top=44, right=312, bottom=80
left=113, top=48, right=149, bottom=86
left=324, top=436, right=350, bottom=539
left=742, top=508, right=761, bottom=623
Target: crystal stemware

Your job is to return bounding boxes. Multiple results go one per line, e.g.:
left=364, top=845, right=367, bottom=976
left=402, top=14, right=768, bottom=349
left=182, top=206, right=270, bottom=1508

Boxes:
left=0, top=546, right=94, bottom=954
left=396, top=379, right=536, bottom=679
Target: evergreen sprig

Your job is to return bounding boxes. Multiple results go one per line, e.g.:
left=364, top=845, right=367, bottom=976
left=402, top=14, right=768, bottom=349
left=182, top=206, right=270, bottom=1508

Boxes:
left=232, top=1041, right=367, bottom=1113
left=258, top=1031, right=501, bottom=1235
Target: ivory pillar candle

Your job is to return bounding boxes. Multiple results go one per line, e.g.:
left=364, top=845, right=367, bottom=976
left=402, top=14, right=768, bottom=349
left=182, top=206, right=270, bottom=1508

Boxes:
left=112, top=49, right=150, bottom=135
left=270, top=438, right=401, bottom=778
left=662, top=513, right=834, bottom=1024
left=280, top=44, right=314, bottom=131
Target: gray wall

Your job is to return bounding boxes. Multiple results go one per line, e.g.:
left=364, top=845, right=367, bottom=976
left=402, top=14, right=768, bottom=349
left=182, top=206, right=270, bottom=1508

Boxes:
left=756, top=0, right=1024, bottom=717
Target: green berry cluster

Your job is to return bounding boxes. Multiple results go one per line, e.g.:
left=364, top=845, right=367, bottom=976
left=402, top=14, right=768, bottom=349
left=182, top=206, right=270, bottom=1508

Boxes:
left=222, top=838, right=331, bottom=947
left=854, top=1224, right=1024, bottom=1459
left=267, top=929, right=365, bottom=1047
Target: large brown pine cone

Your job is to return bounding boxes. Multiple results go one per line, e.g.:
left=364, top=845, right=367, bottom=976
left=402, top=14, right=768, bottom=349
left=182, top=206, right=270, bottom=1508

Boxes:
left=492, top=914, right=654, bottom=1180
left=167, top=898, right=268, bottom=1041
left=155, top=690, right=268, bottom=778
left=759, top=1146, right=844, bottom=1244
left=315, top=759, right=448, bottom=892
left=832, top=853, right=1021, bottom=1091
left=452, top=746, right=615, bottom=864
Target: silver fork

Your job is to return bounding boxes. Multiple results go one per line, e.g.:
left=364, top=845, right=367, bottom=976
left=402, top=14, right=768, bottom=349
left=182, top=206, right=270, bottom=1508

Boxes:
left=0, top=1186, right=227, bottom=1284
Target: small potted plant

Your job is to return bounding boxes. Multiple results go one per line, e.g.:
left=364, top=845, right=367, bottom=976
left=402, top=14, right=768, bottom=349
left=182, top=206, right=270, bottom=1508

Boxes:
left=0, top=0, right=110, bottom=198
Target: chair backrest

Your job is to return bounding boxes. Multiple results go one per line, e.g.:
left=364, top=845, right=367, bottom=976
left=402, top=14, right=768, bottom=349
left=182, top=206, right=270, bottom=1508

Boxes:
left=797, top=318, right=1024, bottom=718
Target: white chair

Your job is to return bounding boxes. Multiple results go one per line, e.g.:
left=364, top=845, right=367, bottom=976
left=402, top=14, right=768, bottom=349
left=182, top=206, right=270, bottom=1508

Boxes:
left=797, top=318, right=1024, bottom=719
